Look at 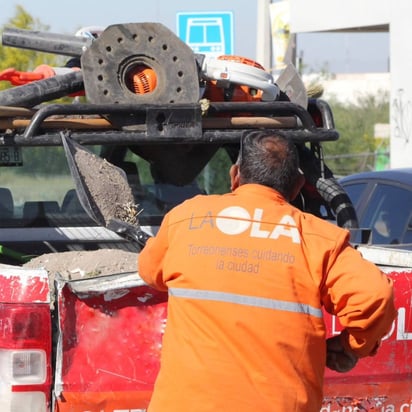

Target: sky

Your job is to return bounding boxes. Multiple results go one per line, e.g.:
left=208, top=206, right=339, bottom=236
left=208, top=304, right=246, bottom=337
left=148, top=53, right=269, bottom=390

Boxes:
left=1, top=0, right=390, bottom=75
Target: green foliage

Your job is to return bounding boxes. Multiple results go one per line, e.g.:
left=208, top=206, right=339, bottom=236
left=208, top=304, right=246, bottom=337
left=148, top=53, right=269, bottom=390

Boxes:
left=322, top=91, right=390, bottom=176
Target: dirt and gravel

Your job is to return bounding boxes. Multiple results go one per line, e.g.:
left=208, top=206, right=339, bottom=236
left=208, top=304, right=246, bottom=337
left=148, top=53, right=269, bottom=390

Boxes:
left=24, top=249, right=138, bottom=280
left=22, top=140, right=141, bottom=286
left=73, top=145, right=138, bottom=226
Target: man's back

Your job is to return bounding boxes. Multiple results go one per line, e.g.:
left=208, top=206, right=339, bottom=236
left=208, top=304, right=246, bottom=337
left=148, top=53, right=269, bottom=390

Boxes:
left=139, top=183, right=393, bottom=411
left=139, top=132, right=396, bottom=411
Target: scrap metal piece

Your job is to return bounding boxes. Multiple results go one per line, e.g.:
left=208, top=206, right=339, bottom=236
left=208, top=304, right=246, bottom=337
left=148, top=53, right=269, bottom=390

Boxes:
left=81, top=23, right=200, bottom=129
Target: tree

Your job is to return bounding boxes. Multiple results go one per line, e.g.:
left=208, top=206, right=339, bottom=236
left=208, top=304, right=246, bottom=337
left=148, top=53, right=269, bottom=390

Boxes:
left=322, top=91, right=390, bottom=176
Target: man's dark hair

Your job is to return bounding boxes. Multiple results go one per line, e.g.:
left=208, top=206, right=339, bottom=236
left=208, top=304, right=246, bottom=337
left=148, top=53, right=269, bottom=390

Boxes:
left=237, top=130, right=301, bottom=199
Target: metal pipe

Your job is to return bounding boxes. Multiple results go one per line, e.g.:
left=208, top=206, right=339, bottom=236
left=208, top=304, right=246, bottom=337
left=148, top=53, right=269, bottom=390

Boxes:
left=2, top=27, right=92, bottom=57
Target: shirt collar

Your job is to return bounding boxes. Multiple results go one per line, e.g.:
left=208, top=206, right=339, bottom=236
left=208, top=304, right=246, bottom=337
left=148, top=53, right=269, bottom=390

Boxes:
left=233, top=183, right=287, bottom=203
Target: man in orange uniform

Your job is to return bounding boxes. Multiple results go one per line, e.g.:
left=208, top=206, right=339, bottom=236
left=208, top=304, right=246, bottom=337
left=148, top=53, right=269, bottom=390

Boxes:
left=138, top=131, right=397, bottom=411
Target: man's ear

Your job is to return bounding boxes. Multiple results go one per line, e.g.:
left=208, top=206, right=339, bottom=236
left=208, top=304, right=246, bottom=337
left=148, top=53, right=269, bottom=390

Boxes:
left=290, top=173, right=305, bottom=201
left=230, top=164, right=240, bottom=191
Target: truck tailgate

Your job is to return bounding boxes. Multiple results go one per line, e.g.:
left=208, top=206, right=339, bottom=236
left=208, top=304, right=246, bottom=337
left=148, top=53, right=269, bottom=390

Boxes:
left=54, top=272, right=167, bottom=411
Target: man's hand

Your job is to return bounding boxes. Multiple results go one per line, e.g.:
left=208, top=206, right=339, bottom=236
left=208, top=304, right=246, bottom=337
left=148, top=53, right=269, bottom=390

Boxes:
left=326, top=334, right=358, bottom=373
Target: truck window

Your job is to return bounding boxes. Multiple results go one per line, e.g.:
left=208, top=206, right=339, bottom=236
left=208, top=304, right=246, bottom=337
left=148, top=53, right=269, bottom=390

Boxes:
left=0, top=145, right=233, bottom=229
left=0, top=147, right=76, bottom=225
left=125, top=146, right=232, bottom=219
left=340, top=182, right=367, bottom=209
left=363, top=184, right=412, bottom=245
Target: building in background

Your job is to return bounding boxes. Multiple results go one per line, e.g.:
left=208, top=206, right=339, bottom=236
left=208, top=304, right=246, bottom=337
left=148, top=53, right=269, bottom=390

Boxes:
left=289, top=0, right=409, bottom=168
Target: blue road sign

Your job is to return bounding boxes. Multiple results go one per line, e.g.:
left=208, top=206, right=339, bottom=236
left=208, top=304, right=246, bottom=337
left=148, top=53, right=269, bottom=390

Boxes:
left=177, top=12, right=233, bottom=57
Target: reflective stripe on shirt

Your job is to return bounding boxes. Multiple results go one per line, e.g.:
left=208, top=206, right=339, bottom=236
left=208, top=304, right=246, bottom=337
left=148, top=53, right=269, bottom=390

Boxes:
left=169, top=287, right=323, bottom=318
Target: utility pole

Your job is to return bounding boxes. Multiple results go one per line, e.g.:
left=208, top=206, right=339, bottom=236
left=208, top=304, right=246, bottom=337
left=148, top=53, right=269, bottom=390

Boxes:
left=256, top=0, right=272, bottom=70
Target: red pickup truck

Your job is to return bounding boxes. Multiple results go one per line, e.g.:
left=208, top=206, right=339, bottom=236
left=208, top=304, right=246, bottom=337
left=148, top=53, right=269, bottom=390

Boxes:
left=0, top=246, right=409, bottom=412
left=0, top=22, right=407, bottom=412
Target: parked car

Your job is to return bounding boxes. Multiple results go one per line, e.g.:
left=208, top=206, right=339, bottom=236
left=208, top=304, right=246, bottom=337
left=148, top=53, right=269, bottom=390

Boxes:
left=340, top=168, right=412, bottom=248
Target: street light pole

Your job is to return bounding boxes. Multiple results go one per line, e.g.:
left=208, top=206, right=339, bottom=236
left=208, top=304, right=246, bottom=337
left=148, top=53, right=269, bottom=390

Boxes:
left=256, top=0, right=272, bottom=70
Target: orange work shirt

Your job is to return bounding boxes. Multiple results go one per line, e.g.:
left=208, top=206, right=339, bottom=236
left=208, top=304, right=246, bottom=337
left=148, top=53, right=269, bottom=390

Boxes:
left=138, top=183, right=396, bottom=412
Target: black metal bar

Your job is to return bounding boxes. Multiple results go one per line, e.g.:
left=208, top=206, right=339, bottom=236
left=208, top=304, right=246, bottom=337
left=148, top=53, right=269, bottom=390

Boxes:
left=23, top=103, right=201, bottom=138
left=24, top=101, right=318, bottom=136
left=0, top=71, right=84, bottom=108
left=5, top=128, right=338, bottom=147
left=0, top=101, right=338, bottom=145
left=2, top=27, right=92, bottom=57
